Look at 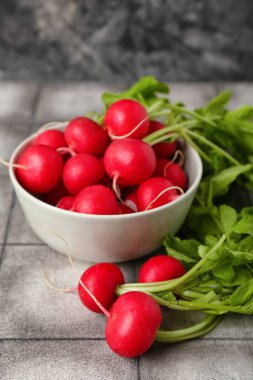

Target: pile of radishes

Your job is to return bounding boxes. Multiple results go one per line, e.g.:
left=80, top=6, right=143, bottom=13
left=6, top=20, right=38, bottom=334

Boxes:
left=14, top=99, right=188, bottom=214
left=76, top=254, right=186, bottom=357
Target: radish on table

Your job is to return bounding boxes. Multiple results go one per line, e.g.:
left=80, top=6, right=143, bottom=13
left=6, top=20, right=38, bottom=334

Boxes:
left=138, top=255, right=186, bottom=282
left=78, top=263, right=125, bottom=313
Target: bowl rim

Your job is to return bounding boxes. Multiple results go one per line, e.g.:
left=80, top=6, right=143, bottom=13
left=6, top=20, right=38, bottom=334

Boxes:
left=9, top=128, right=203, bottom=220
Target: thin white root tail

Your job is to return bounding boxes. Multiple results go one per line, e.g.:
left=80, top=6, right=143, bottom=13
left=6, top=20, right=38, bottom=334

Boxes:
left=0, top=157, right=27, bottom=170
left=44, top=270, right=77, bottom=293
left=145, top=186, right=184, bottom=211
left=163, top=150, right=185, bottom=176
left=109, top=115, right=149, bottom=140
left=57, top=147, right=76, bottom=156
left=112, top=173, right=124, bottom=203
left=42, top=225, right=110, bottom=318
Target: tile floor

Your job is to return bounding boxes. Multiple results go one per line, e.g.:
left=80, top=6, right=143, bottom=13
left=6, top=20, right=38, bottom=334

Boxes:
left=0, top=82, right=252, bottom=380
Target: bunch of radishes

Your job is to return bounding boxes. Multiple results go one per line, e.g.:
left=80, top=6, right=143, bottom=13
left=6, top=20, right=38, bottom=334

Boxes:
left=76, top=254, right=186, bottom=357
left=14, top=99, right=187, bottom=214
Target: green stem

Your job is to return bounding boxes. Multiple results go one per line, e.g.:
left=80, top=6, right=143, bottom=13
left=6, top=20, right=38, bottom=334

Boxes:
left=167, top=104, right=217, bottom=127
left=116, top=235, right=226, bottom=294
left=143, top=121, right=195, bottom=143
left=148, top=133, right=179, bottom=146
left=176, top=299, right=243, bottom=313
left=179, top=128, right=212, bottom=163
left=186, top=130, right=240, bottom=166
left=155, top=314, right=221, bottom=343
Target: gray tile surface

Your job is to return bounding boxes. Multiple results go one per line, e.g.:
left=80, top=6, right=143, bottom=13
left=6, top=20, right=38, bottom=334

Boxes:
left=216, top=82, right=253, bottom=109
left=6, top=199, right=43, bottom=244
left=169, top=82, right=216, bottom=108
left=0, top=123, right=30, bottom=161
left=0, top=83, right=38, bottom=123
left=35, top=83, right=123, bottom=122
left=1, top=81, right=253, bottom=380
left=0, top=176, right=14, bottom=244
left=140, top=340, right=253, bottom=380
left=0, top=340, right=137, bottom=380
left=0, top=245, right=134, bottom=339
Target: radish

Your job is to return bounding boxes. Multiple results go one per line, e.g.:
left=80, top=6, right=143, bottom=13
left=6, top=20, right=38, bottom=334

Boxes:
left=103, top=138, right=156, bottom=187
left=16, top=145, right=63, bottom=193
left=41, top=181, right=68, bottom=206
left=105, top=291, right=162, bottom=357
left=118, top=204, right=134, bottom=214
left=73, top=185, right=120, bottom=215
left=104, top=99, right=149, bottom=139
left=124, top=189, right=138, bottom=212
left=63, top=154, right=105, bottom=195
left=65, top=117, right=109, bottom=157
left=149, top=120, right=177, bottom=158
left=155, top=159, right=188, bottom=191
left=56, top=196, right=75, bottom=210
left=138, top=255, right=186, bottom=282
left=34, top=129, right=67, bottom=149
left=78, top=263, right=125, bottom=313
left=137, top=177, right=179, bottom=211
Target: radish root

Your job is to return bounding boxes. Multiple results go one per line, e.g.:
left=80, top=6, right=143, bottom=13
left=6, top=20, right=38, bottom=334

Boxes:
left=57, top=147, right=76, bottom=156
left=163, top=150, right=185, bottom=176
left=0, top=157, right=27, bottom=170
left=44, top=270, right=77, bottom=293
left=112, top=173, right=124, bottom=203
left=109, top=115, right=149, bottom=140
left=145, top=186, right=184, bottom=211
left=42, top=225, right=110, bottom=318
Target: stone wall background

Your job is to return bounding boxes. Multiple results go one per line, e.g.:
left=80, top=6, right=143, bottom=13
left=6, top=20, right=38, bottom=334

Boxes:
left=0, top=0, right=252, bottom=82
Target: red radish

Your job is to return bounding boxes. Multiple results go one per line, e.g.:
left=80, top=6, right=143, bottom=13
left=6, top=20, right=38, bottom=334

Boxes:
left=137, top=177, right=178, bottom=211
left=56, top=196, right=75, bottom=210
left=65, top=117, right=109, bottom=157
left=155, top=159, right=188, bottom=191
left=73, top=185, right=120, bottom=215
left=105, top=291, right=162, bottom=358
left=16, top=145, right=63, bottom=193
left=104, top=99, right=149, bottom=139
left=63, top=154, right=105, bottom=195
left=41, top=181, right=68, bottom=206
left=78, top=263, right=125, bottom=313
left=124, top=189, right=138, bottom=212
left=103, top=139, right=156, bottom=187
left=118, top=204, right=134, bottom=214
left=34, top=129, right=67, bottom=149
left=138, top=255, right=186, bottom=283
left=149, top=120, right=177, bottom=158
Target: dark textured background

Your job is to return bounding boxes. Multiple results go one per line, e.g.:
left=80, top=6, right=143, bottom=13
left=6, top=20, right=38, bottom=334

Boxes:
left=0, top=0, right=253, bottom=82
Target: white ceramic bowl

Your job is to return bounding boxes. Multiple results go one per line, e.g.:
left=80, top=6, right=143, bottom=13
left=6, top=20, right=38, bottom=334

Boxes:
left=9, top=132, right=202, bottom=262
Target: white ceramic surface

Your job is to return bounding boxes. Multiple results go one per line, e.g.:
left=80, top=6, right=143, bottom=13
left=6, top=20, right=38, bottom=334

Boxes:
left=9, top=131, right=202, bottom=262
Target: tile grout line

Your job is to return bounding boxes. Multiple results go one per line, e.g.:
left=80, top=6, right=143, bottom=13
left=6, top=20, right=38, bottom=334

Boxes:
left=1, top=337, right=252, bottom=343
left=0, top=84, right=42, bottom=267
left=137, top=356, right=140, bottom=380
left=0, top=337, right=105, bottom=342
left=0, top=192, right=16, bottom=268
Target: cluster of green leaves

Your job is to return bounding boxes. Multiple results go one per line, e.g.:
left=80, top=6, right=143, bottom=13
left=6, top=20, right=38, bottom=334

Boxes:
left=164, top=205, right=253, bottom=315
